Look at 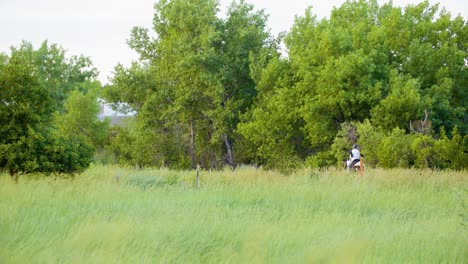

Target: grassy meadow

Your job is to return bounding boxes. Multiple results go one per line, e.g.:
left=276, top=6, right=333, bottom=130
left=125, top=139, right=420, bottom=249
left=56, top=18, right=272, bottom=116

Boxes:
left=0, top=165, right=467, bottom=263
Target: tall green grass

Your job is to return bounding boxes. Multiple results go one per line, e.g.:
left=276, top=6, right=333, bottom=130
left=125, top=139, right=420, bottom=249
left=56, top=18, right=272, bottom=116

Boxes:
left=1, top=165, right=466, bottom=263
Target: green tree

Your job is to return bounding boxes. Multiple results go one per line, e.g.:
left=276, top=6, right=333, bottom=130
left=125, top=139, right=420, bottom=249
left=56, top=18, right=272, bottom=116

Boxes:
left=104, top=60, right=190, bottom=168
left=241, top=1, right=388, bottom=167
left=105, top=0, right=275, bottom=169
left=212, top=0, right=273, bottom=168
left=381, top=1, right=467, bottom=134
left=104, top=0, right=466, bottom=170
left=237, top=56, right=308, bottom=171
left=55, top=82, right=110, bottom=151
left=102, top=62, right=153, bottom=113
left=0, top=43, right=94, bottom=176
left=370, top=70, right=423, bottom=131
left=10, top=41, right=98, bottom=113
left=0, top=49, right=53, bottom=175
left=145, top=0, right=221, bottom=168
left=240, top=0, right=466, bottom=169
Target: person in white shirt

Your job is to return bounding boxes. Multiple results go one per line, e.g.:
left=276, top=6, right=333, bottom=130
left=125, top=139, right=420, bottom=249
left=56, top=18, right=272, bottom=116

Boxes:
left=346, top=144, right=361, bottom=172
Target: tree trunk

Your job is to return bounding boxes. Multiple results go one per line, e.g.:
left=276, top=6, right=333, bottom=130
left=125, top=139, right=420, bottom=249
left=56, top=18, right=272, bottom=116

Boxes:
left=223, top=134, right=236, bottom=170
left=189, top=119, right=196, bottom=169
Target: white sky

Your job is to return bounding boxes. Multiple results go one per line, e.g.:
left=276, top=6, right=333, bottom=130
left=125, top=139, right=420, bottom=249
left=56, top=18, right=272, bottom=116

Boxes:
left=1, top=0, right=467, bottom=84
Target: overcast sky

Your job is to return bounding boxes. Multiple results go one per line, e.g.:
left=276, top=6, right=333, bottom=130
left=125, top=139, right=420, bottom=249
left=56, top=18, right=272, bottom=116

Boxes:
left=1, top=0, right=467, bottom=84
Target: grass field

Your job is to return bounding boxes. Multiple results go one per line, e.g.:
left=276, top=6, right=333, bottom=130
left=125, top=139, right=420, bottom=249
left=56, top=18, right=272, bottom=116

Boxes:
left=0, top=165, right=467, bottom=263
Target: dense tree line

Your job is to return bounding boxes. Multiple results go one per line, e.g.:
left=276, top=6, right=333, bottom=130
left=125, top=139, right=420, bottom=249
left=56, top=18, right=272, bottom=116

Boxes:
left=104, top=0, right=280, bottom=169
left=239, top=0, right=468, bottom=170
left=1, top=0, right=467, bottom=175
left=104, top=0, right=467, bottom=171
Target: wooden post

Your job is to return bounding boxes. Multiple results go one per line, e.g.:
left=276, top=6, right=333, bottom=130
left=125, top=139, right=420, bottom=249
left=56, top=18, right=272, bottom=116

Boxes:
left=115, top=172, right=121, bottom=184
left=360, top=157, right=365, bottom=176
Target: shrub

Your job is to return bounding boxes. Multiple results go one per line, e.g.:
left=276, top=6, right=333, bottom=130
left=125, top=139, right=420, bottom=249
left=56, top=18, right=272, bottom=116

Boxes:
left=378, top=128, right=414, bottom=168
left=356, top=119, right=384, bottom=168
left=411, top=135, right=435, bottom=168
left=434, top=127, right=468, bottom=169
left=331, top=122, right=357, bottom=166
left=305, top=150, right=336, bottom=169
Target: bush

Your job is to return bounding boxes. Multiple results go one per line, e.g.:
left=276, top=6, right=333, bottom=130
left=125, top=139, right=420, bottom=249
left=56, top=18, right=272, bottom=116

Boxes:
left=378, top=128, right=414, bottom=168
left=0, top=130, right=93, bottom=176
left=331, top=122, right=357, bottom=166
left=331, top=120, right=384, bottom=168
left=305, top=151, right=336, bottom=169
left=434, top=127, right=468, bottom=170
left=356, top=120, right=384, bottom=168
left=411, top=135, right=435, bottom=168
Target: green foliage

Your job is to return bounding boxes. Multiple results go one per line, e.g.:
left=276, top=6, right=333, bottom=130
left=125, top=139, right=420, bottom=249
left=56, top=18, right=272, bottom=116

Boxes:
left=329, top=121, right=467, bottom=169
left=108, top=118, right=190, bottom=169
left=103, top=62, right=154, bottom=113
left=0, top=42, right=97, bottom=175
left=433, top=127, right=468, bottom=169
left=107, top=125, right=134, bottom=165
left=240, top=0, right=466, bottom=169
left=210, top=0, right=277, bottom=168
left=371, top=71, right=423, bottom=131
left=105, top=0, right=274, bottom=170
left=0, top=128, right=93, bottom=175
left=330, top=120, right=391, bottom=169
left=131, top=0, right=222, bottom=169
left=102, top=0, right=467, bottom=170
left=9, top=41, right=98, bottom=113
left=238, top=58, right=307, bottom=171
left=411, top=134, right=435, bottom=168
left=331, top=122, right=358, bottom=166
left=386, top=1, right=467, bottom=134
left=377, top=128, right=414, bottom=168
left=0, top=46, right=53, bottom=174
left=43, top=133, right=94, bottom=174
left=356, top=120, right=384, bottom=167
left=5, top=1, right=467, bottom=172
left=55, top=82, right=110, bottom=150
left=0, top=47, right=54, bottom=138
left=217, top=0, right=271, bottom=133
